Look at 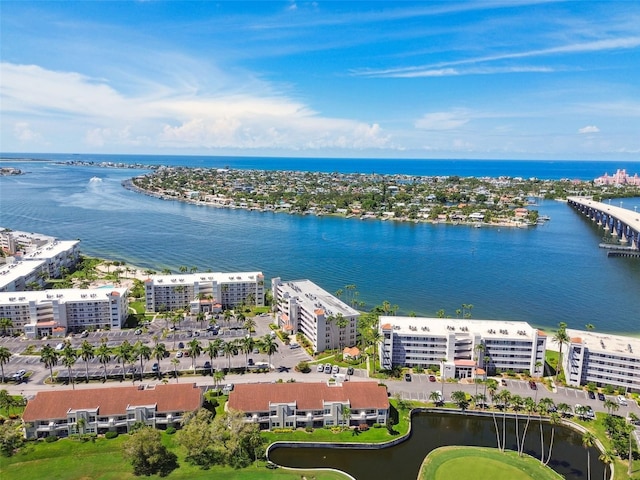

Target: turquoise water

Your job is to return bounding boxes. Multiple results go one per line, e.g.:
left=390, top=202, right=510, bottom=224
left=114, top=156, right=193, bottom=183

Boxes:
left=1, top=157, right=639, bottom=335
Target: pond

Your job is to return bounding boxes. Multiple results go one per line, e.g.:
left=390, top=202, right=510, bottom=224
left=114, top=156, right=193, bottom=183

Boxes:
left=268, top=411, right=605, bottom=479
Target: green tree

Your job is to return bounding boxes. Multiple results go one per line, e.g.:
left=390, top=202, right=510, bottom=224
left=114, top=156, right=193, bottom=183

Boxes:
left=259, top=334, right=278, bottom=370
left=187, top=338, right=202, bottom=371
left=553, top=322, right=569, bottom=382
left=79, top=340, right=95, bottom=383
left=451, top=390, right=469, bottom=411
left=0, top=347, right=12, bottom=383
left=40, top=344, right=59, bottom=383
left=171, top=358, right=180, bottom=382
left=122, top=427, right=178, bottom=477
left=96, top=340, right=111, bottom=382
left=582, top=431, right=596, bottom=480
left=222, top=341, right=238, bottom=371
left=114, top=340, right=134, bottom=382
left=0, top=419, right=24, bottom=457
left=243, top=317, right=256, bottom=335
left=135, top=342, right=152, bottom=382
left=598, top=449, right=614, bottom=480
left=239, top=336, right=255, bottom=373
left=152, top=342, right=167, bottom=380
left=0, top=318, right=13, bottom=336
left=206, top=339, right=223, bottom=375
left=61, top=342, right=78, bottom=389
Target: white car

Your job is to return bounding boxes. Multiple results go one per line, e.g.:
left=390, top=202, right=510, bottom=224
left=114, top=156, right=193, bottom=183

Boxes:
left=316, top=364, right=324, bottom=373
left=617, top=395, right=628, bottom=406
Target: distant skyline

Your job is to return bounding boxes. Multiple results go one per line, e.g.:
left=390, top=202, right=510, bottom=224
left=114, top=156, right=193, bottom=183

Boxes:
left=1, top=1, right=639, bottom=160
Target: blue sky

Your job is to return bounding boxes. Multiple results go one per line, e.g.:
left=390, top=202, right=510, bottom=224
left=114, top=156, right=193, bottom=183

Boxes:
left=1, top=1, right=639, bottom=159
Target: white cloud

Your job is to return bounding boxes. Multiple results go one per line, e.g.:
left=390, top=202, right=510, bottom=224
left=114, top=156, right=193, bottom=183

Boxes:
left=1, top=62, right=391, bottom=152
left=578, top=125, right=600, bottom=134
left=415, top=111, right=470, bottom=131
left=13, top=122, right=43, bottom=142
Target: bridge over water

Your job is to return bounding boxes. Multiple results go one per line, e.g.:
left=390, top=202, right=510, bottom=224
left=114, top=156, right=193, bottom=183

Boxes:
left=567, top=196, right=640, bottom=252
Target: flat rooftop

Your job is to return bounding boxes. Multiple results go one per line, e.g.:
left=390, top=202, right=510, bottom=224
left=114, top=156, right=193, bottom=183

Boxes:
left=0, top=287, right=128, bottom=304
left=147, top=271, right=263, bottom=285
left=380, top=316, right=538, bottom=339
left=20, top=240, right=80, bottom=261
left=0, top=259, right=46, bottom=286
left=566, top=328, right=640, bottom=356
left=279, top=279, right=359, bottom=317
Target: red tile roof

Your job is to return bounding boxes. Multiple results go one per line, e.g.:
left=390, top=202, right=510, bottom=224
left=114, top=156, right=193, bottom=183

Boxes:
left=228, top=382, right=389, bottom=412
left=23, top=383, right=202, bottom=422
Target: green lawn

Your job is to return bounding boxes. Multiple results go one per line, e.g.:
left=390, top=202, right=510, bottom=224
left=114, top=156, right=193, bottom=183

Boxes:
left=0, top=434, right=348, bottom=480
left=419, top=446, right=563, bottom=480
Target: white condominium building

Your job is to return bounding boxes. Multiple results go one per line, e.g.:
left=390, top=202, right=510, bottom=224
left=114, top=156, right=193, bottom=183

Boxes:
left=379, top=317, right=546, bottom=379
left=0, top=235, right=80, bottom=292
left=144, top=272, right=265, bottom=313
left=0, top=287, right=129, bottom=338
left=271, top=277, right=359, bottom=353
left=563, top=329, right=640, bottom=393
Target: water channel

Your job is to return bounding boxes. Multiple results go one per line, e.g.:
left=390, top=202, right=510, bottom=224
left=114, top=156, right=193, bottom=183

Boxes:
left=268, top=411, right=605, bottom=479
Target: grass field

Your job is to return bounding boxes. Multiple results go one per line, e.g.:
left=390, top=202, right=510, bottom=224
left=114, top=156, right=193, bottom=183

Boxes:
left=419, top=446, right=563, bottom=480
left=0, top=433, right=348, bottom=480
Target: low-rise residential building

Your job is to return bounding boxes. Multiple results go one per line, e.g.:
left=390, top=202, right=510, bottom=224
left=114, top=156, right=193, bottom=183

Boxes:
left=228, top=381, right=389, bottom=430
left=271, top=277, right=359, bottom=353
left=0, top=287, right=129, bottom=338
left=144, top=272, right=265, bottom=313
left=379, top=316, right=546, bottom=379
left=22, top=383, right=203, bottom=439
left=563, top=329, right=640, bottom=393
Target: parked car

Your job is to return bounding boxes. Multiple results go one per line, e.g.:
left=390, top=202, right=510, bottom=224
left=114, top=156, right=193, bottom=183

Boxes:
left=80, top=330, right=89, bottom=338
left=203, top=361, right=212, bottom=370
left=404, top=373, right=412, bottom=382
left=178, top=342, right=185, bottom=349
left=347, top=367, right=354, bottom=375
left=332, top=365, right=339, bottom=375
left=501, top=379, right=507, bottom=386
left=617, top=395, right=628, bottom=406
left=222, top=383, right=234, bottom=393
left=12, top=369, right=26, bottom=380
left=151, top=363, right=159, bottom=372
left=529, top=380, right=537, bottom=390
left=324, top=364, right=332, bottom=374
left=429, top=375, right=436, bottom=382
left=317, top=364, right=325, bottom=373
left=585, top=406, right=595, bottom=419
left=134, top=329, right=142, bottom=335
left=597, top=392, right=605, bottom=401
left=176, top=351, right=183, bottom=358
left=289, top=343, right=301, bottom=349
left=248, top=358, right=254, bottom=366
left=588, top=391, right=595, bottom=400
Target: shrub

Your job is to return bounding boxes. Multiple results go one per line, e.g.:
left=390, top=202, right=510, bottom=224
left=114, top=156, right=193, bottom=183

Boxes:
left=165, top=426, right=176, bottom=435
left=304, top=426, right=313, bottom=433
left=105, top=431, right=119, bottom=439
left=44, top=434, right=58, bottom=443
left=295, top=361, right=311, bottom=373
left=372, top=423, right=382, bottom=428
left=358, top=423, right=369, bottom=431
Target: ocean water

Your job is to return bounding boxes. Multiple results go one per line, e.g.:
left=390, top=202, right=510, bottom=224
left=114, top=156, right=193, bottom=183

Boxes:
left=1, top=155, right=639, bottom=335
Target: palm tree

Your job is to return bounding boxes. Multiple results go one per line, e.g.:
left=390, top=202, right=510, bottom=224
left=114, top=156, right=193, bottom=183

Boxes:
left=96, top=341, right=111, bottom=382
left=429, top=390, right=442, bottom=405
left=556, top=402, right=571, bottom=418
left=61, top=343, right=77, bottom=389
left=171, top=358, right=180, bottom=382
left=598, top=449, right=614, bottom=480
left=582, top=431, right=596, bottom=480
left=335, top=313, right=349, bottom=351
left=440, top=358, right=447, bottom=399
left=603, top=398, right=618, bottom=415
left=152, top=342, right=167, bottom=380
left=243, top=318, right=256, bottom=336
left=222, top=341, right=238, bottom=371
left=369, top=330, right=383, bottom=373
left=260, top=334, right=278, bottom=370
left=496, top=389, right=511, bottom=452
left=473, top=393, right=487, bottom=409
left=40, top=344, right=59, bottom=382
left=341, top=405, right=351, bottom=428
left=114, top=340, right=133, bottom=381
left=213, top=370, right=225, bottom=390
left=473, top=343, right=485, bottom=399
left=451, top=390, right=469, bottom=410
left=206, top=339, right=223, bottom=375
left=0, top=346, right=12, bottom=383
left=544, top=412, right=561, bottom=465
left=187, top=338, right=202, bottom=371
left=519, top=396, right=537, bottom=456
left=0, top=317, right=13, bottom=336
left=79, top=340, right=94, bottom=383
left=135, top=342, right=152, bottom=381
left=511, top=394, right=524, bottom=453
left=553, top=322, right=569, bottom=383
left=239, top=336, right=255, bottom=373
left=196, top=312, right=206, bottom=329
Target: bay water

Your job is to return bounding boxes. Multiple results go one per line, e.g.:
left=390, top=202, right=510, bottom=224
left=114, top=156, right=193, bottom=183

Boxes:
left=1, top=154, right=639, bottom=335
